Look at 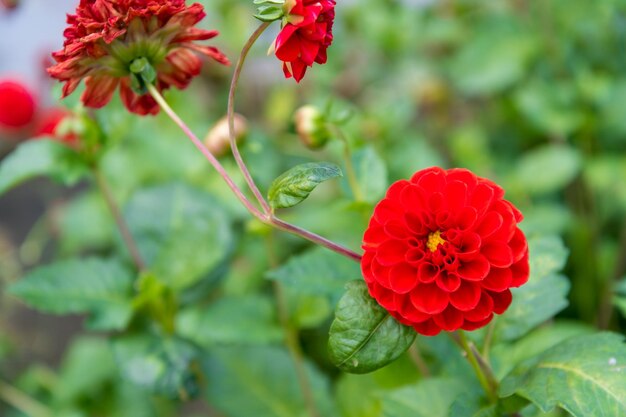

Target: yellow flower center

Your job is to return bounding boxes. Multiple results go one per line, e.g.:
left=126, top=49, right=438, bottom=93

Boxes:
left=426, top=230, right=446, bottom=252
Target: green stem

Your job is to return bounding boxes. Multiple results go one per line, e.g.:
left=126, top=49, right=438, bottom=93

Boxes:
left=0, top=379, right=53, bottom=417
left=408, top=342, right=431, bottom=377
left=455, top=331, right=498, bottom=403
left=482, top=319, right=497, bottom=360
left=93, top=167, right=146, bottom=272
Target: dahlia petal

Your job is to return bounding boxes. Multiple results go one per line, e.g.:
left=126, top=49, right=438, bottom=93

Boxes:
left=410, top=283, right=449, bottom=314
left=481, top=242, right=514, bottom=268
left=406, top=247, right=426, bottom=264
left=384, top=222, right=410, bottom=240
left=449, top=280, right=481, bottom=311
left=481, top=267, right=513, bottom=292
left=510, top=228, right=528, bottom=262
left=510, top=254, right=530, bottom=287
left=447, top=169, right=477, bottom=191
left=435, top=272, right=461, bottom=292
left=388, top=264, right=418, bottom=294
left=470, top=183, right=495, bottom=215
left=457, top=255, right=490, bottom=281
left=400, top=183, right=426, bottom=208
left=275, top=28, right=301, bottom=61
left=475, top=211, right=503, bottom=239
left=62, top=78, right=82, bottom=98
left=396, top=297, right=430, bottom=323
left=367, top=281, right=397, bottom=311
left=363, top=224, right=387, bottom=248
left=390, top=310, right=414, bottom=327
left=376, top=240, right=409, bottom=266
left=433, top=306, right=464, bottom=331
left=119, top=79, right=159, bottom=115
left=428, top=192, right=444, bottom=212
left=461, top=315, right=493, bottom=331
left=456, top=206, right=478, bottom=230
left=374, top=199, right=404, bottom=224
left=456, top=232, right=482, bottom=260
left=81, top=75, right=118, bottom=108
left=174, top=28, right=218, bottom=43
left=464, top=291, right=494, bottom=322
left=444, top=180, right=468, bottom=213
left=370, top=259, right=392, bottom=288
left=385, top=180, right=409, bottom=201
left=412, top=319, right=441, bottom=336
left=489, top=289, right=513, bottom=314
left=417, top=262, right=440, bottom=283
left=410, top=166, right=445, bottom=185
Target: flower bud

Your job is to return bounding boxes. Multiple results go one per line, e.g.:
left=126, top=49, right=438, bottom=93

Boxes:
left=34, top=108, right=78, bottom=145
left=0, top=79, right=37, bottom=131
left=203, top=114, right=248, bottom=157
left=294, top=105, right=331, bottom=150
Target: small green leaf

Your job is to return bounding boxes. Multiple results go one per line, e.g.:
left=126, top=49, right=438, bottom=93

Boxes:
left=449, top=393, right=499, bottom=417
left=328, top=281, right=416, bottom=374
left=0, top=139, right=87, bottom=197
left=380, top=378, right=465, bottom=417
left=513, top=145, right=582, bottom=195
left=352, top=146, right=388, bottom=203
left=500, top=332, right=626, bottom=417
left=268, top=162, right=342, bottom=209
left=495, top=236, right=570, bottom=341
left=9, top=258, right=134, bottom=331
left=112, top=335, right=200, bottom=400
left=254, top=5, right=284, bottom=22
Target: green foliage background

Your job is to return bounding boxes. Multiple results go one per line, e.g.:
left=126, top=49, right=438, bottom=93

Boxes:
left=1, top=0, right=626, bottom=416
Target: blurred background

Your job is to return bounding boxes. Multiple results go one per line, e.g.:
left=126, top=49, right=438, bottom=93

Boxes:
left=1, top=0, right=626, bottom=416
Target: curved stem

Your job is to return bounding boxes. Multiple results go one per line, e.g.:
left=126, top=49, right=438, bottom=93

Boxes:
left=148, top=84, right=264, bottom=220
left=228, top=22, right=272, bottom=214
left=93, top=167, right=146, bottom=271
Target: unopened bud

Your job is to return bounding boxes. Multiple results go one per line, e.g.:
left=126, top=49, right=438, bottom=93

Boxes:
left=204, top=114, right=248, bottom=157
left=294, top=105, right=330, bottom=149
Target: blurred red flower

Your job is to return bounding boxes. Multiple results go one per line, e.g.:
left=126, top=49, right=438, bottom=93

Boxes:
left=0, top=79, right=37, bottom=130
left=34, top=108, right=77, bottom=145
left=361, top=167, right=529, bottom=336
left=48, top=0, right=229, bottom=115
left=274, top=0, right=335, bottom=82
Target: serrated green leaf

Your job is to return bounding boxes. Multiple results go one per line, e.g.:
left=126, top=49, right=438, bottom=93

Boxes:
left=205, top=345, right=339, bottom=417
left=266, top=247, right=361, bottom=299
left=500, top=332, right=626, bottom=417
left=328, top=280, right=416, bottom=374
left=176, top=295, right=283, bottom=346
left=9, top=258, right=134, bottom=331
left=380, top=378, right=465, bottom=417
left=0, top=139, right=87, bottom=197
left=495, top=236, right=570, bottom=341
left=124, top=183, right=233, bottom=290
left=268, top=162, right=342, bottom=209
left=112, top=335, right=200, bottom=400
left=352, top=146, right=388, bottom=203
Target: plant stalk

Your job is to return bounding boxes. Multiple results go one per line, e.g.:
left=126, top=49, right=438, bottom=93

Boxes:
left=0, top=379, right=53, bottom=417
left=454, top=331, right=499, bottom=403
left=93, top=167, right=146, bottom=271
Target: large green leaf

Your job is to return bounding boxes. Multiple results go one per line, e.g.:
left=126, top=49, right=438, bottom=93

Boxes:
left=266, top=247, right=361, bottom=299
left=500, top=332, right=626, bottom=417
left=112, top=335, right=200, bottom=400
left=204, top=345, right=339, bottom=417
left=268, top=162, right=342, bottom=209
left=124, top=183, right=233, bottom=290
left=9, top=258, right=134, bottom=331
left=0, top=139, right=87, bottom=196
left=328, top=280, right=416, bottom=374
left=176, top=295, right=283, bottom=346
left=380, top=378, right=465, bottom=417
left=512, top=145, right=582, bottom=195
left=495, top=236, right=570, bottom=341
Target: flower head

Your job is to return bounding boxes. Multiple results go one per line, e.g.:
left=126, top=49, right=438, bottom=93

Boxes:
left=48, top=0, right=229, bottom=115
left=274, top=0, right=335, bottom=82
left=34, top=108, right=78, bottom=145
left=361, top=167, right=529, bottom=336
left=0, top=79, right=37, bottom=130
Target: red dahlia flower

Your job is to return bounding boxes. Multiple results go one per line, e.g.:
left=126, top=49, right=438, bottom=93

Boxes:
left=48, top=0, right=229, bottom=116
left=361, top=167, right=529, bottom=336
left=0, top=79, right=37, bottom=130
left=274, top=0, right=335, bottom=82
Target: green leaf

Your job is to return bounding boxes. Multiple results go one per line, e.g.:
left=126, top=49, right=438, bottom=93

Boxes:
left=335, top=374, right=382, bottom=417
left=380, top=378, right=465, bottom=417
left=205, top=345, right=339, bottom=417
left=176, top=295, right=283, bottom=347
left=112, top=335, right=200, bottom=400
left=266, top=247, right=361, bottom=299
left=500, top=332, right=626, bottom=417
left=513, top=145, right=582, bottom=195
left=125, top=183, right=233, bottom=290
left=57, top=191, right=114, bottom=254
left=9, top=258, right=134, bottom=331
left=449, top=393, right=498, bottom=417
left=0, top=139, right=87, bottom=197
left=328, top=280, right=416, bottom=374
left=352, top=146, right=388, bottom=203
left=495, top=236, right=570, bottom=341
left=268, top=162, right=342, bottom=209
left=254, top=5, right=283, bottom=22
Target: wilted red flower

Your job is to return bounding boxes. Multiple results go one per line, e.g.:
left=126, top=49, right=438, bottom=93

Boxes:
left=48, top=0, right=229, bottom=116
left=34, top=108, right=78, bottom=145
left=361, top=167, right=529, bottom=336
left=274, top=0, right=335, bottom=82
left=0, top=0, right=19, bottom=11
left=0, top=79, right=37, bottom=130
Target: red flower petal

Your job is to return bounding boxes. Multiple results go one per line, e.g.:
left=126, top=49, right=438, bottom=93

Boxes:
left=433, top=306, right=464, bottom=332
left=457, top=255, right=490, bottom=281
left=449, top=281, right=481, bottom=311
left=489, top=289, right=513, bottom=314
left=388, top=264, right=418, bottom=294
left=412, top=319, right=442, bottom=336
left=410, top=283, right=449, bottom=314
left=481, top=242, right=514, bottom=268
